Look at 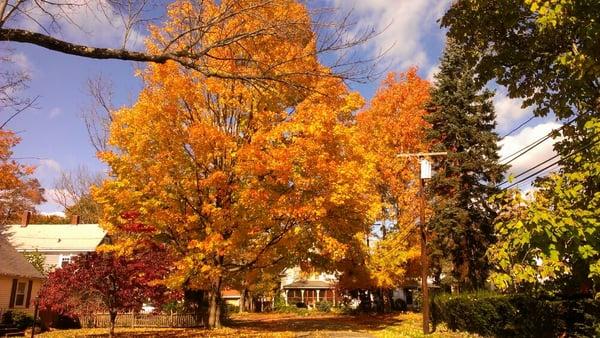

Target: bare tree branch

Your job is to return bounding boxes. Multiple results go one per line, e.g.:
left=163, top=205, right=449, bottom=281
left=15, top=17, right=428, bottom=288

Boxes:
left=82, top=74, right=115, bottom=152
left=1, top=1, right=386, bottom=85
left=0, top=95, right=38, bottom=129
left=53, top=165, right=104, bottom=223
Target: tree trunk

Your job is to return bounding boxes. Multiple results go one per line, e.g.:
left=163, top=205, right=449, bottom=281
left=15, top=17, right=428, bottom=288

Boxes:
left=376, top=288, right=384, bottom=314
left=239, top=288, right=247, bottom=313
left=207, top=277, right=222, bottom=329
left=387, top=289, right=394, bottom=313
left=249, top=292, right=255, bottom=312
left=109, top=311, right=117, bottom=338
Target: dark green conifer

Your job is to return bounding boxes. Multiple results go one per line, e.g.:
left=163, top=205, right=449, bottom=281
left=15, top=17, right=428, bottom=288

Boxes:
left=425, top=38, right=507, bottom=291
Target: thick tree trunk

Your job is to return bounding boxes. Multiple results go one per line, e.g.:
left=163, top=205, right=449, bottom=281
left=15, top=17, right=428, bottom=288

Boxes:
left=207, top=277, right=222, bottom=329
left=109, top=311, right=117, bottom=338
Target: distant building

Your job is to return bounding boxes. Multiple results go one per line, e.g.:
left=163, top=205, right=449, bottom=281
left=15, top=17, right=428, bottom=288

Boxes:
left=279, top=266, right=436, bottom=310
left=280, top=267, right=338, bottom=307
left=221, top=289, right=242, bottom=307
left=0, top=237, right=45, bottom=314
left=5, top=212, right=107, bottom=269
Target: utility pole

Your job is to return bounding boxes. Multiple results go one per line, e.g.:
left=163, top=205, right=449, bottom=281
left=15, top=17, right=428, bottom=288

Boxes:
left=398, top=151, right=447, bottom=335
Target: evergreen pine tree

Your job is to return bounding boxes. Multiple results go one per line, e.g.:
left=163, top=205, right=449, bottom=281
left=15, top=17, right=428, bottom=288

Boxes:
left=425, top=39, right=507, bottom=291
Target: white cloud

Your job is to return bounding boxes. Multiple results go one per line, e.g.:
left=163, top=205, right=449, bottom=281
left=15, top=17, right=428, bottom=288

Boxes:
left=426, top=63, right=440, bottom=83
left=494, top=90, right=531, bottom=130
left=326, top=0, right=452, bottom=71
left=41, top=211, right=66, bottom=217
left=10, top=52, right=34, bottom=76
left=44, top=188, right=74, bottom=206
left=39, top=159, right=61, bottom=173
left=48, top=107, right=62, bottom=119
left=15, top=0, right=145, bottom=50
left=499, top=121, right=561, bottom=184
left=38, top=189, right=69, bottom=215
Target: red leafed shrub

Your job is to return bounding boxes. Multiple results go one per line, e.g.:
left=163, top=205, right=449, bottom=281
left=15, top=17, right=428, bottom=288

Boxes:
left=40, top=249, right=179, bottom=334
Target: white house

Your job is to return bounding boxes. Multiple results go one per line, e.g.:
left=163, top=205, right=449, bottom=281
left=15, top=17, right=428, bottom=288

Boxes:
left=280, top=267, right=339, bottom=307
left=5, top=212, right=107, bottom=269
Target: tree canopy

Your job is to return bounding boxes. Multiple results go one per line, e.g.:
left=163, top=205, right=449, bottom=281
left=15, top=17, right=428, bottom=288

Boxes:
left=94, top=1, right=380, bottom=328
left=0, top=130, right=44, bottom=227
left=442, top=0, right=599, bottom=120
left=351, top=69, right=430, bottom=292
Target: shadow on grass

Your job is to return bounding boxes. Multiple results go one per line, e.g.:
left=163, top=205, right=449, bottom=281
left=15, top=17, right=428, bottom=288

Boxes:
left=227, top=312, right=404, bottom=333
left=44, top=313, right=407, bottom=337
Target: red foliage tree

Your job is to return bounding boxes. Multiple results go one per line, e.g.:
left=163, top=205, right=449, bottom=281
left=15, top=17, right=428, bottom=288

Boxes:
left=40, top=247, right=177, bottom=337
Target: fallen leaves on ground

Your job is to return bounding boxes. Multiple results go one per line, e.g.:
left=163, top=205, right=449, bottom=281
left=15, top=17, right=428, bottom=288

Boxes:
left=37, top=312, right=475, bottom=337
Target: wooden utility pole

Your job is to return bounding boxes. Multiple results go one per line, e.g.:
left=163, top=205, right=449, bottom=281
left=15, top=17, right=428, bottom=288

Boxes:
left=397, top=152, right=447, bottom=335
left=419, top=175, right=429, bottom=334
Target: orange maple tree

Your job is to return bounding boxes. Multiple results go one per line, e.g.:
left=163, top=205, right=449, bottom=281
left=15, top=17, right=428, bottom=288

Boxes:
left=0, top=130, right=45, bottom=226
left=339, top=69, right=430, bottom=298
left=94, top=0, right=379, bottom=328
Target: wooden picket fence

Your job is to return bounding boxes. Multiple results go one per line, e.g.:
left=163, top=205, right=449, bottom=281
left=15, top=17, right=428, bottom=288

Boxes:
left=79, top=313, right=201, bottom=328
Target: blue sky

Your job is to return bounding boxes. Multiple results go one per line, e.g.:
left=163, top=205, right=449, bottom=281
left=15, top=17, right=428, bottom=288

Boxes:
left=5, top=0, right=558, bottom=214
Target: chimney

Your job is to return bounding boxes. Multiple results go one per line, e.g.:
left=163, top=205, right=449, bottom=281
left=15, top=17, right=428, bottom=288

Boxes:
left=21, top=211, right=31, bottom=227
left=70, top=215, right=80, bottom=225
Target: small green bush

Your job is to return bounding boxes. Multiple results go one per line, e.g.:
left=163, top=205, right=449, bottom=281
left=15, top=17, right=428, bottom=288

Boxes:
left=1, top=310, right=34, bottom=330
left=316, top=301, right=332, bottom=312
left=432, top=292, right=600, bottom=337
left=273, top=305, right=310, bottom=316
left=412, top=290, right=422, bottom=311
left=225, top=303, right=239, bottom=314
left=273, top=294, right=286, bottom=310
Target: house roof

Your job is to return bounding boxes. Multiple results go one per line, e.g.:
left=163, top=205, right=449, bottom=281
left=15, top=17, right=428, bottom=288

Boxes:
left=5, top=223, right=107, bottom=252
left=282, top=280, right=334, bottom=289
left=0, top=237, right=44, bottom=279
left=222, top=289, right=241, bottom=298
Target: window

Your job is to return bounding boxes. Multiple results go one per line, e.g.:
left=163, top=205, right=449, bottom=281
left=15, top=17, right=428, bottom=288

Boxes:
left=15, top=281, right=26, bottom=306
left=60, top=255, right=72, bottom=267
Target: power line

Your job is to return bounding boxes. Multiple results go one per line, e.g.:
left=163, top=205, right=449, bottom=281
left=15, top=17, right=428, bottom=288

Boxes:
left=499, top=116, right=536, bottom=140
left=501, top=137, right=600, bottom=190
left=504, top=163, right=560, bottom=189
left=498, top=152, right=561, bottom=186
left=500, top=133, right=553, bottom=166
left=499, top=115, right=580, bottom=165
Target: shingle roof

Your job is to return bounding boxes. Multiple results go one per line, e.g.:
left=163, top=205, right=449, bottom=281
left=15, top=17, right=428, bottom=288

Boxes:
left=0, top=237, right=44, bottom=279
left=282, top=280, right=334, bottom=289
left=5, top=223, right=107, bottom=252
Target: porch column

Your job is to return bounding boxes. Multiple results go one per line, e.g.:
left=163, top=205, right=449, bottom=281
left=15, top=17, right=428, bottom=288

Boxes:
left=333, top=289, right=336, bottom=307
left=301, top=289, right=304, bottom=303
left=316, top=289, right=320, bottom=302
left=285, top=289, right=289, bottom=306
